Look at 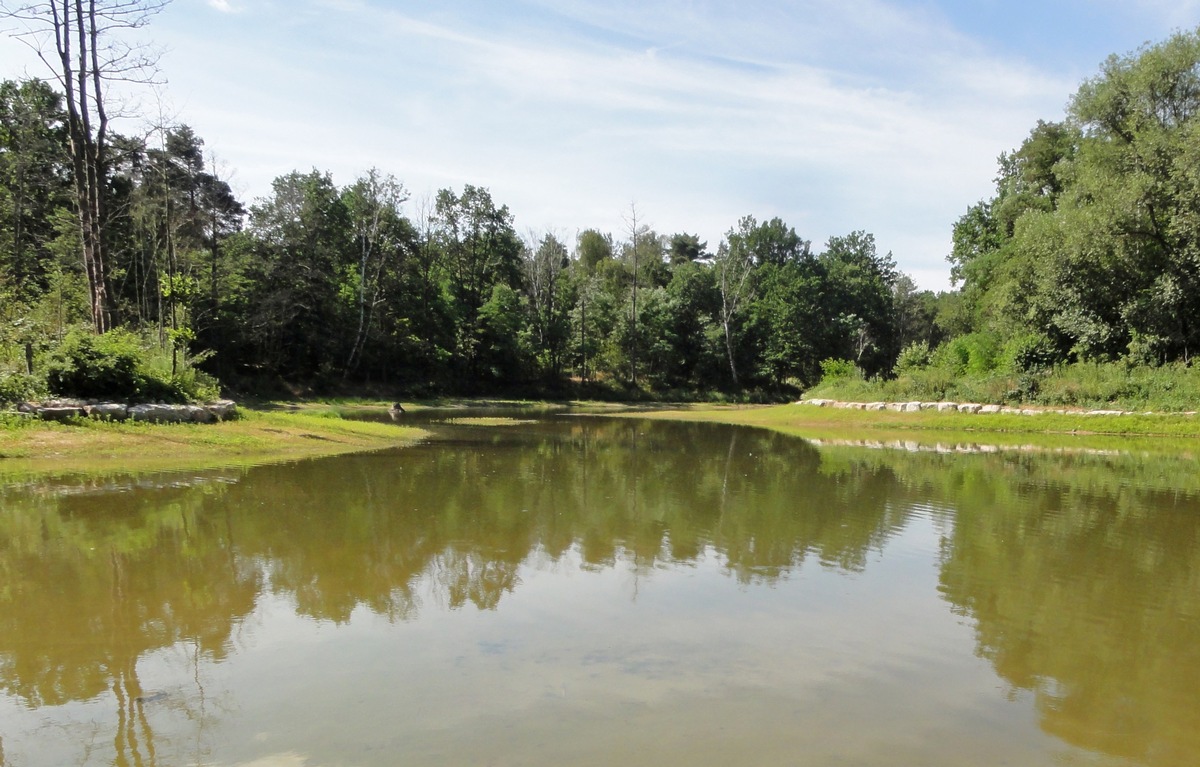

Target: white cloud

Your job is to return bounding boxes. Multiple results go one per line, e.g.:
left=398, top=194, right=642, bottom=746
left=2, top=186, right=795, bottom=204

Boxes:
left=4, top=0, right=1136, bottom=290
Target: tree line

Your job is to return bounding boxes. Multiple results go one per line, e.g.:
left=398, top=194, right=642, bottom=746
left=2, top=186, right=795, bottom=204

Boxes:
left=0, top=76, right=936, bottom=396
left=4, top=4, right=1200, bottom=400
left=945, top=29, right=1200, bottom=372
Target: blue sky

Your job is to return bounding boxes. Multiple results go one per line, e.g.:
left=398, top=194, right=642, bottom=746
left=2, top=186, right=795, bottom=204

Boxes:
left=3, top=0, right=1199, bottom=288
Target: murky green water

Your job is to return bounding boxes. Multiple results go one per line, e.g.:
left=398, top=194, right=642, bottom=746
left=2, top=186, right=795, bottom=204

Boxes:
left=2, top=414, right=1199, bottom=766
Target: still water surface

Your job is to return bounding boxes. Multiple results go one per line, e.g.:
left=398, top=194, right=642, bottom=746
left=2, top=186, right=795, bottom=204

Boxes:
left=1, top=414, right=1198, bottom=766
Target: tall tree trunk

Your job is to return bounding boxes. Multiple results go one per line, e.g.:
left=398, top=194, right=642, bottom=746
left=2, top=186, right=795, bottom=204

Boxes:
left=53, top=0, right=112, bottom=332
left=722, top=315, right=740, bottom=389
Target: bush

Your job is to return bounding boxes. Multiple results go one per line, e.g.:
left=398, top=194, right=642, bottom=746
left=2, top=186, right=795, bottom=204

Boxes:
left=894, top=341, right=932, bottom=374
left=1001, top=333, right=1058, bottom=374
left=0, top=372, right=45, bottom=405
left=932, top=333, right=999, bottom=376
left=43, top=328, right=213, bottom=403
left=819, top=358, right=861, bottom=384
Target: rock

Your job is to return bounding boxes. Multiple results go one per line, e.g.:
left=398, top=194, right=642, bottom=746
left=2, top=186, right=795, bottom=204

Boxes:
left=43, top=398, right=87, bottom=408
left=885, top=402, right=904, bottom=412
left=37, top=406, right=85, bottom=422
left=206, top=400, right=237, bottom=421
left=957, top=403, right=983, bottom=414
left=85, top=403, right=129, bottom=421
left=129, top=404, right=189, bottom=423
left=936, top=402, right=958, bottom=412
left=187, top=405, right=217, bottom=424
left=17, top=398, right=235, bottom=424
left=979, top=404, right=1002, bottom=414
left=866, top=402, right=887, bottom=411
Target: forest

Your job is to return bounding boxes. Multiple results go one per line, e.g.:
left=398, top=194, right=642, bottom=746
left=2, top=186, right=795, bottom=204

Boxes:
left=2, top=6, right=1200, bottom=404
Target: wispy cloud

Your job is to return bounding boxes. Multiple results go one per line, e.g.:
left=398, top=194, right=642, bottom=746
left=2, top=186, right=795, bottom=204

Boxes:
left=7, top=0, right=1182, bottom=288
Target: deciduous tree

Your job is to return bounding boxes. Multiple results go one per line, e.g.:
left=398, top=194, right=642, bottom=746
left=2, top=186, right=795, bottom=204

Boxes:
left=2, top=0, right=170, bottom=332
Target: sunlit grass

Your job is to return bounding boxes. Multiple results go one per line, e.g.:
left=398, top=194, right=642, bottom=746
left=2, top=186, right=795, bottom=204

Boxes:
left=808, top=361, right=1200, bottom=413
left=620, top=402, right=1200, bottom=449
left=0, top=408, right=426, bottom=482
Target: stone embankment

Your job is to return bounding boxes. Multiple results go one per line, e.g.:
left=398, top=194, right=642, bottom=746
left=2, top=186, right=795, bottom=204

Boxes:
left=803, top=436, right=1122, bottom=457
left=798, top=399, right=1193, bottom=416
left=13, top=399, right=238, bottom=424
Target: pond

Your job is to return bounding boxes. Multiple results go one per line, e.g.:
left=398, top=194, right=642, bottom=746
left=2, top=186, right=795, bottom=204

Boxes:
left=1, top=413, right=1198, bottom=766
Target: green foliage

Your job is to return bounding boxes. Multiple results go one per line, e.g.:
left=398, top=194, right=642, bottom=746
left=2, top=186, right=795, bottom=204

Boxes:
left=10, top=29, right=1200, bottom=403
left=951, top=30, right=1200, bottom=368
left=932, top=333, right=999, bottom=376
left=42, top=328, right=217, bottom=403
left=819, top=358, right=861, bottom=384
left=0, top=372, right=44, bottom=404
left=0, top=72, right=960, bottom=401
left=894, top=340, right=932, bottom=374
left=45, top=328, right=144, bottom=399
left=1035, top=361, right=1200, bottom=411
left=1000, top=333, right=1058, bottom=374
left=811, top=356, right=1200, bottom=413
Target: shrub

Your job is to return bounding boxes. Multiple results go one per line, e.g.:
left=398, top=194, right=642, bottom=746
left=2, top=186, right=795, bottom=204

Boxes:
left=1001, top=333, right=1058, bottom=374
left=819, top=358, right=861, bottom=384
left=0, top=372, right=45, bottom=405
left=932, top=333, right=999, bottom=376
left=43, top=328, right=202, bottom=403
left=894, top=341, right=932, bottom=374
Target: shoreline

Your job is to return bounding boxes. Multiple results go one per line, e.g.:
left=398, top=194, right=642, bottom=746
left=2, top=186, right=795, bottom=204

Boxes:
left=8, top=396, right=1200, bottom=484
left=796, top=398, right=1196, bottom=417
left=0, top=408, right=426, bottom=482
left=612, top=401, right=1200, bottom=449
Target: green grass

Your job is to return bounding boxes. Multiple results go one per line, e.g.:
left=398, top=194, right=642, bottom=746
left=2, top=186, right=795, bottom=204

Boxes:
left=0, top=407, right=426, bottom=482
left=807, top=360, right=1200, bottom=413
left=620, top=402, right=1200, bottom=450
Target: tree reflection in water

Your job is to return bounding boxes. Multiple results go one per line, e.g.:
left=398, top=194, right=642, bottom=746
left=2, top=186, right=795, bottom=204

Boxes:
left=1, top=416, right=1198, bottom=765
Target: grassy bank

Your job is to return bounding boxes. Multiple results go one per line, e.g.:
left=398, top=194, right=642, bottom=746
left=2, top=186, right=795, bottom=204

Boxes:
left=0, top=409, right=425, bottom=481
left=623, top=402, right=1200, bottom=449
left=807, top=360, right=1200, bottom=413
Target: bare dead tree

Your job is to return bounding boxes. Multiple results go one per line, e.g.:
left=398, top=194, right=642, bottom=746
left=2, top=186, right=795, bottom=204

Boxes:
left=2, top=0, right=170, bottom=332
left=622, top=202, right=650, bottom=386
left=715, top=240, right=754, bottom=388
left=345, top=168, right=408, bottom=374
